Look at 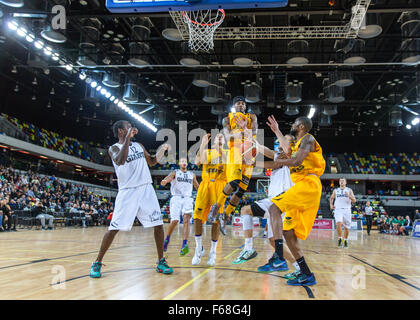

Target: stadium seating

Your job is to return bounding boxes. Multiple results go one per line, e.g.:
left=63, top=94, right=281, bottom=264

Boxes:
left=344, top=152, right=420, bottom=175
left=5, top=114, right=93, bottom=162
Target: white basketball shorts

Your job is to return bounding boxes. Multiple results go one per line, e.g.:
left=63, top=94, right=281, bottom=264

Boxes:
left=170, top=195, right=194, bottom=221
left=255, top=198, right=285, bottom=239
left=109, top=184, right=163, bottom=231
left=334, top=208, right=352, bottom=229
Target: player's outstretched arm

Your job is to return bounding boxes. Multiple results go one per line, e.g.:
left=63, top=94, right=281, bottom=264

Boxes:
left=193, top=174, right=200, bottom=190
left=254, top=139, right=275, bottom=159
left=271, top=134, right=314, bottom=169
left=195, top=133, right=211, bottom=166
left=266, top=115, right=290, bottom=155
left=161, top=170, right=176, bottom=186
left=330, top=190, right=336, bottom=210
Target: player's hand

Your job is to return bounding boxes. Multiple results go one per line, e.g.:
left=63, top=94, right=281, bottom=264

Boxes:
left=201, top=133, right=211, bottom=146
left=126, top=127, right=138, bottom=140
left=330, top=205, right=335, bottom=210
left=345, top=191, right=350, bottom=198
left=160, top=179, right=168, bottom=186
left=266, top=115, right=280, bottom=134
left=161, top=143, right=171, bottom=152
left=234, top=115, right=247, bottom=129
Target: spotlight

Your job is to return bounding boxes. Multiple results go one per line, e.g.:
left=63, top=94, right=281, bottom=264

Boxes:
left=52, top=53, right=60, bottom=61
left=44, top=47, right=52, bottom=56
left=25, top=33, right=35, bottom=43
left=411, top=118, right=419, bottom=126
left=65, top=64, right=73, bottom=71
left=16, top=27, right=27, bottom=37
left=308, top=106, right=316, bottom=119
left=110, top=96, right=115, bottom=101
left=79, top=73, right=87, bottom=80
left=100, top=88, right=107, bottom=95
left=105, top=92, right=111, bottom=98
left=11, top=65, right=17, bottom=73
left=406, top=124, right=412, bottom=129
left=90, top=81, right=98, bottom=88
left=114, top=99, right=119, bottom=104
left=31, top=95, right=36, bottom=101
left=50, top=88, right=55, bottom=95
left=14, top=85, right=19, bottom=92
left=96, top=85, right=102, bottom=91
left=7, top=20, right=19, bottom=31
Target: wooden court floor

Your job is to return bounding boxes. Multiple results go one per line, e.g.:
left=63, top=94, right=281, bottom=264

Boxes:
left=1, top=224, right=420, bottom=300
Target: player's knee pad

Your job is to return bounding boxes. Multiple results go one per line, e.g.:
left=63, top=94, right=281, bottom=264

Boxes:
left=250, top=203, right=265, bottom=217
left=242, top=214, right=253, bottom=231
left=228, top=180, right=241, bottom=192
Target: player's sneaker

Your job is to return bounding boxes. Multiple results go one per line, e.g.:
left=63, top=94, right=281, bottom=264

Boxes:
left=192, top=247, right=205, bottom=265
left=283, top=270, right=301, bottom=280
left=90, top=261, right=104, bottom=278
left=163, top=238, right=170, bottom=252
left=338, top=238, right=343, bottom=247
left=207, top=204, right=219, bottom=223
left=218, top=213, right=227, bottom=236
left=207, top=251, right=216, bottom=266
left=180, top=244, right=189, bottom=256
left=286, top=272, right=316, bottom=286
left=257, top=253, right=288, bottom=273
left=263, top=231, right=267, bottom=238
left=343, top=240, right=348, bottom=248
left=232, top=248, right=258, bottom=264
left=156, top=258, right=173, bottom=274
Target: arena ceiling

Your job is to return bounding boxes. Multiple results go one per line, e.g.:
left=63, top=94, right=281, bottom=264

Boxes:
left=0, top=0, right=419, bottom=148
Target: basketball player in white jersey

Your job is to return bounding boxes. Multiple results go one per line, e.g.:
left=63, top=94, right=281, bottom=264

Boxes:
left=161, top=157, right=199, bottom=256
left=232, top=135, right=301, bottom=279
left=90, top=120, right=173, bottom=278
left=330, top=177, right=356, bottom=248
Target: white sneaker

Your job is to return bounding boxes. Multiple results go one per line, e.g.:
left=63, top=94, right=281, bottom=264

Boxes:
left=207, top=251, right=216, bottom=266
left=192, top=247, right=205, bottom=265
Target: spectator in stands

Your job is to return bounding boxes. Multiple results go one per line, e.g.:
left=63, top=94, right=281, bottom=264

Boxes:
left=415, top=209, right=420, bottom=221
left=364, top=201, right=374, bottom=235
left=33, top=199, right=54, bottom=230
left=1, top=198, right=17, bottom=231
left=400, top=216, right=412, bottom=236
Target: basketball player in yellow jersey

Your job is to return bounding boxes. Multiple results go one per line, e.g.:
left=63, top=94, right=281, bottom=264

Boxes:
left=192, top=133, right=228, bottom=266
left=208, top=96, right=257, bottom=235
left=266, top=116, right=326, bottom=286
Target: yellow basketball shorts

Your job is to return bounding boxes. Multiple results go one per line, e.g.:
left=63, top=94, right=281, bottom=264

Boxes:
left=271, top=175, right=322, bottom=240
left=193, top=179, right=227, bottom=223
left=226, top=146, right=253, bottom=189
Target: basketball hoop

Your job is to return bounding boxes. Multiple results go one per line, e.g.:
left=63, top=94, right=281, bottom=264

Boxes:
left=182, top=9, right=225, bottom=53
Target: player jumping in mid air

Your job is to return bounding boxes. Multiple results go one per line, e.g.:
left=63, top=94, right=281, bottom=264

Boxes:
left=266, top=116, right=326, bottom=286
left=90, top=120, right=173, bottom=278
left=232, top=134, right=302, bottom=279
left=192, top=133, right=228, bottom=266
left=208, top=96, right=257, bottom=235
left=330, top=177, right=356, bottom=248
left=161, top=157, right=199, bottom=255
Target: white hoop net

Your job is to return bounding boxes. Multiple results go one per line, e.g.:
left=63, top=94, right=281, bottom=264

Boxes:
left=182, top=9, right=225, bottom=53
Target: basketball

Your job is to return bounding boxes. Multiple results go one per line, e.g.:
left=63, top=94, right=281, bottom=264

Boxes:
left=242, top=140, right=257, bottom=164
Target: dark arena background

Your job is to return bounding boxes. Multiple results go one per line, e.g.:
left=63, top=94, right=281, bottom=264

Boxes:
left=0, top=0, right=419, bottom=304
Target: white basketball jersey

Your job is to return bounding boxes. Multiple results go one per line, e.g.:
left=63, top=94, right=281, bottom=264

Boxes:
left=334, top=187, right=352, bottom=209
left=111, top=142, right=152, bottom=190
left=268, top=152, right=294, bottom=197
left=170, top=170, right=194, bottom=197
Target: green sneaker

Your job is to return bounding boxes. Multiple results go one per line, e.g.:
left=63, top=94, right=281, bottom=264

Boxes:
left=284, top=270, right=301, bottom=280
left=156, top=258, right=173, bottom=274
left=180, top=245, right=189, bottom=256
left=90, top=261, right=104, bottom=278
left=338, top=238, right=343, bottom=247
left=232, top=248, right=258, bottom=265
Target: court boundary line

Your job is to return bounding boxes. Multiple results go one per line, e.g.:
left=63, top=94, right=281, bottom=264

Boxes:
left=348, top=254, right=420, bottom=292
left=0, top=246, right=129, bottom=271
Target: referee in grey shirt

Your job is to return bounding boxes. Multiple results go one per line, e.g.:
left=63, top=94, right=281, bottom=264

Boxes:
left=364, top=201, right=373, bottom=235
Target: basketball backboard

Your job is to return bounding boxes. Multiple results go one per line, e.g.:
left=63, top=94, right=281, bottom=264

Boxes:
left=105, top=0, right=288, bottom=13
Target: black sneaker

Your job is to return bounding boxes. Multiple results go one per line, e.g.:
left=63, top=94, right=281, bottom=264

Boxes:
left=344, top=240, right=348, bottom=248
left=47, top=227, right=53, bottom=230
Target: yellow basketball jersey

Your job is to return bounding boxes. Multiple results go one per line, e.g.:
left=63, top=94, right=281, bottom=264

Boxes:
left=202, top=148, right=227, bottom=181
left=289, top=133, right=326, bottom=182
left=228, top=112, right=253, bottom=149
